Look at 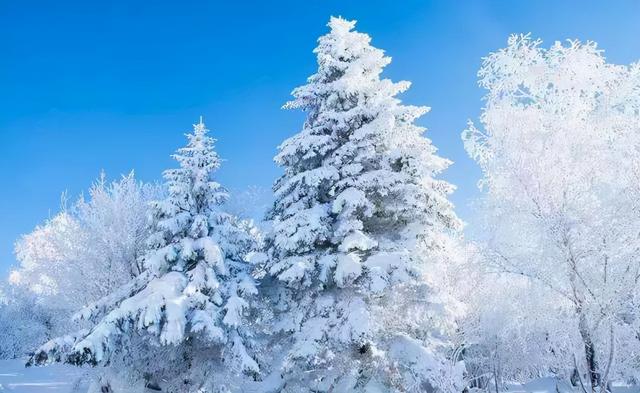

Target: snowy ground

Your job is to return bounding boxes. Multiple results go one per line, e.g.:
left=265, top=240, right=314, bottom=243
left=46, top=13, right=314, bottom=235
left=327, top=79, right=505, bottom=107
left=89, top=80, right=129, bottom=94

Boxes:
left=504, top=378, right=639, bottom=393
left=1, top=360, right=638, bottom=393
left=0, top=359, right=87, bottom=392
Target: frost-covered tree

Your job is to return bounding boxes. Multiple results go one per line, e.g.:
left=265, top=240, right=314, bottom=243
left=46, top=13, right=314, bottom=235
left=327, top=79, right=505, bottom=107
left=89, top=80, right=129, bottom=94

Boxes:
left=463, top=35, right=640, bottom=390
left=75, top=171, right=158, bottom=279
left=11, top=211, right=84, bottom=304
left=457, top=252, right=576, bottom=391
left=259, top=17, right=464, bottom=392
left=1, top=173, right=158, bottom=360
left=0, top=283, right=67, bottom=359
left=31, top=119, right=260, bottom=393
left=11, top=172, right=159, bottom=311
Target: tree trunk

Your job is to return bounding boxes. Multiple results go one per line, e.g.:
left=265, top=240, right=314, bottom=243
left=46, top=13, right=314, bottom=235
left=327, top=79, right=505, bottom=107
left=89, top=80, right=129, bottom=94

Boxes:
left=99, top=377, right=112, bottom=393
left=570, top=368, right=580, bottom=387
left=578, top=312, right=599, bottom=393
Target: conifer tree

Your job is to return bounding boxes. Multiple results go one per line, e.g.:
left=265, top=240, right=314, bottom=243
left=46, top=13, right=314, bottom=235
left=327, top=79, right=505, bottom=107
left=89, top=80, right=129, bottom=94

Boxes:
left=32, top=119, right=259, bottom=392
left=261, top=16, right=464, bottom=393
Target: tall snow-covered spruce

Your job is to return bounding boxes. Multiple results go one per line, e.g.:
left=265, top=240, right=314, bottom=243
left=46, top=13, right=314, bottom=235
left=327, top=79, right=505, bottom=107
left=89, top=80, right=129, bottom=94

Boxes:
left=31, top=119, right=260, bottom=392
left=260, top=16, right=464, bottom=392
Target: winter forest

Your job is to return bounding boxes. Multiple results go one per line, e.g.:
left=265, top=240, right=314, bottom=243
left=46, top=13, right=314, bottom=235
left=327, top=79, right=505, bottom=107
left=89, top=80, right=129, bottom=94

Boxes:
left=2, top=11, right=640, bottom=393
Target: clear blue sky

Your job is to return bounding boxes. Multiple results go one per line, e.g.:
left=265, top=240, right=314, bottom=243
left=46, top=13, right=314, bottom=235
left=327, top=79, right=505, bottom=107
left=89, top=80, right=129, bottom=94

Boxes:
left=1, top=0, right=640, bottom=277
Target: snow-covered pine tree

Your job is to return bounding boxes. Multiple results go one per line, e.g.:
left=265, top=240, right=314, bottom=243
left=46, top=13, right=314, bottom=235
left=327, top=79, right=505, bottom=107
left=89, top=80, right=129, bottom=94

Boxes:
left=31, top=119, right=260, bottom=392
left=260, top=16, right=464, bottom=393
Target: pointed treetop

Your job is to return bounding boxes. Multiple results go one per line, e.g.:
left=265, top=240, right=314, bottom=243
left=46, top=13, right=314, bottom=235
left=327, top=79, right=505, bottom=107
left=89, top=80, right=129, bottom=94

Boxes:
left=194, top=115, right=206, bottom=135
left=328, top=15, right=356, bottom=32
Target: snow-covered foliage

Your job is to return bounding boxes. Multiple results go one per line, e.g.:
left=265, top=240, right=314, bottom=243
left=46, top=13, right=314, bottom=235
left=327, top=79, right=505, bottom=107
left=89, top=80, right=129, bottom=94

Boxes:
left=458, top=254, right=576, bottom=390
left=7, top=17, right=640, bottom=393
left=30, top=119, right=260, bottom=392
left=462, top=35, right=640, bottom=390
left=0, top=283, right=69, bottom=360
left=0, top=173, right=158, bottom=359
left=257, top=16, right=464, bottom=393
left=11, top=173, right=159, bottom=311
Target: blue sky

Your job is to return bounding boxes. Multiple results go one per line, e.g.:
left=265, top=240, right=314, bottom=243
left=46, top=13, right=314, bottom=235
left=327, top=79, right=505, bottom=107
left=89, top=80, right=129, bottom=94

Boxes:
left=1, top=0, right=640, bottom=277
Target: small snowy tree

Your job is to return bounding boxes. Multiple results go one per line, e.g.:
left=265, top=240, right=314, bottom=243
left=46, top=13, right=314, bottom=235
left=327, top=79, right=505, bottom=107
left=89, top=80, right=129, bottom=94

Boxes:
left=31, top=119, right=260, bottom=392
left=463, top=35, right=640, bottom=390
left=259, top=17, right=464, bottom=392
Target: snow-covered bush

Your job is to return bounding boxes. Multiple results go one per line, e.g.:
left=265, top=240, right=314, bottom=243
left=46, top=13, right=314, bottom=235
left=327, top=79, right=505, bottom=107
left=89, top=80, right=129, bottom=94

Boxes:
left=256, top=16, right=465, bottom=393
left=462, top=35, right=640, bottom=389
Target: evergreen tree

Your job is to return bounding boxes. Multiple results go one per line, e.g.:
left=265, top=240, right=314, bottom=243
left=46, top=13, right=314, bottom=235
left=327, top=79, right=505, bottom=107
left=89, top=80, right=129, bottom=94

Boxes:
left=261, top=16, right=464, bottom=393
left=31, top=119, right=259, bottom=392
